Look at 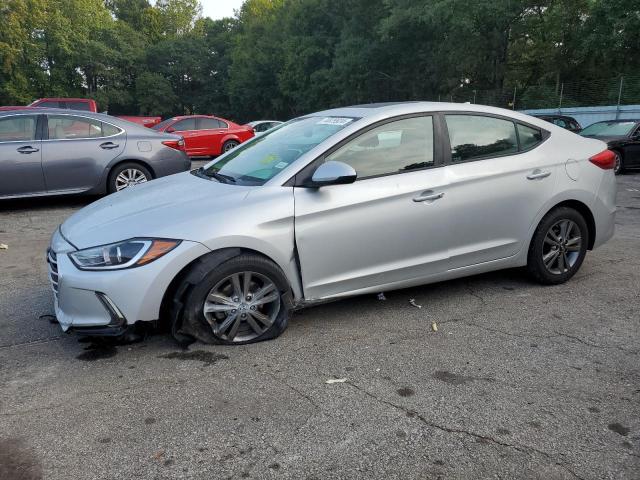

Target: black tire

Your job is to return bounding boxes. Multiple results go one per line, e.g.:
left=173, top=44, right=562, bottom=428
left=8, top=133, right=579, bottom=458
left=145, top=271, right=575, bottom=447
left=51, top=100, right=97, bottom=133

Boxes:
left=613, top=150, right=624, bottom=175
left=222, top=140, right=239, bottom=153
left=108, top=162, right=152, bottom=193
left=172, top=252, right=291, bottom=346
left=526, top=207, right=588, bottom=285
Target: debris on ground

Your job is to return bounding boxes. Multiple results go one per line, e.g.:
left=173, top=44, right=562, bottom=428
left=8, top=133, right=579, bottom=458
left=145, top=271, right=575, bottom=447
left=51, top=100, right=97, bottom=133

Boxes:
left=0, top=244, right=8, bottom=250
left=409, top=299, right=422, bottom=309
left=431, top=322, right=438, bottom=332
left=377, top=292, right=386, bottom=301
left=325, top=378, right=348, bottom=384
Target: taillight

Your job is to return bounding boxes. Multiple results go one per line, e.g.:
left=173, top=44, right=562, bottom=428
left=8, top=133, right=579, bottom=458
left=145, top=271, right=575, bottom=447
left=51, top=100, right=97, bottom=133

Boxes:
left=589, top=149, right=615, bottom=170
left=162, top=139, right=185, bottom=151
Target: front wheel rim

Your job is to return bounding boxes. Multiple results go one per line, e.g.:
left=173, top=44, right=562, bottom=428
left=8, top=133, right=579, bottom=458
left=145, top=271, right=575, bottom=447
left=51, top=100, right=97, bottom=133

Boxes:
left=203, top=271, right=280, bottom=342
left=542, top=219, right=582, bottom=274
left=115, top=168, right=148, bottom=191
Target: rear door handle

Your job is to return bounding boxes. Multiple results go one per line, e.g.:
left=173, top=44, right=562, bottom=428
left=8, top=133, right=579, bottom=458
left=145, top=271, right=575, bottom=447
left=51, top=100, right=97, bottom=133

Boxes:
left=527, top=169, right=551, bottom=180
left=100, top=142, right=119, bottom=150
left=17, top=146, right=39, bottom=154
left=413, top=191, right=444, bottom=202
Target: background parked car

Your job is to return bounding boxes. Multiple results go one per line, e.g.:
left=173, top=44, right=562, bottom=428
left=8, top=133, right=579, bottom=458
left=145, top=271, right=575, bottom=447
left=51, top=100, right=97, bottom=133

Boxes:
left=533, top=114, right=582, bottom=133
left=26, top=98, right=162, bottom=128
left=580, top=119, right=640, bottom=174
left=0, top=108, right=190, bottom=199
left=151, top=115, right=254, bottom=157
left=246, top=120, right=284, bottom=135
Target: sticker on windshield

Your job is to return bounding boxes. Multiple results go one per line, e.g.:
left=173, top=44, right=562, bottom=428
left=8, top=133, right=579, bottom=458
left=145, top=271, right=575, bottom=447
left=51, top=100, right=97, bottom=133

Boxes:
left=317, top=117, right=353, bottom=126
left=274, top=161, right=288, bottom=169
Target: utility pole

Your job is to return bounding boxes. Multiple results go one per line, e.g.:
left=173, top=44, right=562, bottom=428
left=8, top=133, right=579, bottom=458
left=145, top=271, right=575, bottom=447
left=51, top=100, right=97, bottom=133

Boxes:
left=616, top=76, right=624, bottom=119
left=558, top=83, right=564, bottom=112
left=512, top=86, right=517, bottom=110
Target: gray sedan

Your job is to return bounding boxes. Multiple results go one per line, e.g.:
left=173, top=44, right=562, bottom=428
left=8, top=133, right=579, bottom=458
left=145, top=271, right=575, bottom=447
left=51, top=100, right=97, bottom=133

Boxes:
left=48, top=102, right=616, bottom=345
left=0, top=108, right=190, bottom=199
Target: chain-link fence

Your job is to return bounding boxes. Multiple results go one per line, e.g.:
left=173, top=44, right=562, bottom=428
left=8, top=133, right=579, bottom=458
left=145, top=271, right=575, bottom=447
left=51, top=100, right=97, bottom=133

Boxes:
left=438, top=75, right=640, bottom=111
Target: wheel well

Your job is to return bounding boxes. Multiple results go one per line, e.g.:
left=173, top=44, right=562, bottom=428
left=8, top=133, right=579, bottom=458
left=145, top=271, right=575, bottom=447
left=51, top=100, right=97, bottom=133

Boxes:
left=550, top=200, right=596, bottom=250
left=158, top=247, right=290, bottom=327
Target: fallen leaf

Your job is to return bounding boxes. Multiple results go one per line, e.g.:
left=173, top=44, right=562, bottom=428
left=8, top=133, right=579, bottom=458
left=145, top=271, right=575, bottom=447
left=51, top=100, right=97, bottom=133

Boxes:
left=431, top=322, right=438, bottom=332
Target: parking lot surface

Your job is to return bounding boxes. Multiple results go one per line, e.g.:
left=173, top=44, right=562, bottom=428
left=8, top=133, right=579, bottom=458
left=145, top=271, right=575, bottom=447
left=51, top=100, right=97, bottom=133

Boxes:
left=1, top=170, right=638, bottom=480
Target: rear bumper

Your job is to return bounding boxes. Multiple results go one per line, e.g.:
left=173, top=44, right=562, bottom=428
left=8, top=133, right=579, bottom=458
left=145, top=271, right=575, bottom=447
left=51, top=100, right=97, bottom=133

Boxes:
left=592, top=170, right=617, bottom=249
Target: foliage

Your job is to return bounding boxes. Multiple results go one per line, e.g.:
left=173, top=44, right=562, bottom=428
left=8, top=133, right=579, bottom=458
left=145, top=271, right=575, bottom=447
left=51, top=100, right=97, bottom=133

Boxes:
left=0, top=0, right=638, bottom=120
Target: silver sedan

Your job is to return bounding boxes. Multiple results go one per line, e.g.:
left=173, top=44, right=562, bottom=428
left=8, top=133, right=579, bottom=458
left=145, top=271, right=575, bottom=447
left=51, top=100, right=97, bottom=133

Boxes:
left=0, top=108, right=190, bottom=199
left=48, top=102, right=616, bottom=344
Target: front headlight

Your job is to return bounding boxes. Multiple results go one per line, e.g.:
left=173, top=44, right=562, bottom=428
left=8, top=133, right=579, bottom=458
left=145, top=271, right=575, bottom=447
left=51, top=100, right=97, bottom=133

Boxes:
left=69, top=239, right=181, bottom=270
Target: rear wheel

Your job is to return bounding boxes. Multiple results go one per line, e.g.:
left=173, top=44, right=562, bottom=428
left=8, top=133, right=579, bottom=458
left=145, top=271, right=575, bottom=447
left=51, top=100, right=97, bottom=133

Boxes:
left=222, top=140, right=239, bottom=153
left=526, top=207, right=588, bottom=285
left=173, top=253, right=290, bottom=345
left=108, top=162, right=151, bottom=193
left=613, top=150, right=624, bottom=175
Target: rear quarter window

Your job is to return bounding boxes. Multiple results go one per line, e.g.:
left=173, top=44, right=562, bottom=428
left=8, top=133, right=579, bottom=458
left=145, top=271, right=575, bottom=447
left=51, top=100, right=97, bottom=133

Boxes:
left=517, top=124, right=543, bottom=150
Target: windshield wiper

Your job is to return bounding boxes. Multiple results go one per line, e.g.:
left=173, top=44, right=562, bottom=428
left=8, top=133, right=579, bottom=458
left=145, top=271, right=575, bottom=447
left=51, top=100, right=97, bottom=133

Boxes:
left=195, top=167, right=236, bottom=184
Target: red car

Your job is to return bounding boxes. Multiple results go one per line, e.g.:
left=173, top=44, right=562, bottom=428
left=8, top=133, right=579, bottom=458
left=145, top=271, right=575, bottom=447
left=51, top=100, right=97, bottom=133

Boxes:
left=151, top=115, right=254, bottom=157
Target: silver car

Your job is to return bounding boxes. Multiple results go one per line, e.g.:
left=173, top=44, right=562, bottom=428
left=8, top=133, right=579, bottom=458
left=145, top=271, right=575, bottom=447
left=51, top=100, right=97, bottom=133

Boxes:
left=0, top=108, right=190, bottom=199
left=47, top=102, right=616, bottom=344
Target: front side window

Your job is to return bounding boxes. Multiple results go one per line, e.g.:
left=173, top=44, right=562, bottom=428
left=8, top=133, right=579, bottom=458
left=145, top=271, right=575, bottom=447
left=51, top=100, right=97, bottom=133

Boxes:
left=48, top=115, right=103, bottom=139
left=197, top=116, right=358, bottom=186
left=326, top=116, right=434, bottom=178
left=172, top=118, right=196, bottom=131
left=0, top=116, right=37, bottom=142
left=446, top=115, right=518, bottom=162
left=517, top=124, right=543, bottom=150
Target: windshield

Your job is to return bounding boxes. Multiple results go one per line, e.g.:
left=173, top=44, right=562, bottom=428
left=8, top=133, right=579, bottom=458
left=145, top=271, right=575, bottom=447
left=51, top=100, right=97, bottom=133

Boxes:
left=196, top=116, right=359, bottom=185
left=580, top=121, right=636, bottom=137
left=152, top=118, right=176, bottom=130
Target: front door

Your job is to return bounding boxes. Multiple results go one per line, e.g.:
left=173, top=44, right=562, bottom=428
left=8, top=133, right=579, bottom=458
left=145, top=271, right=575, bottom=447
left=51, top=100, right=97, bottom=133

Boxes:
left=41, top=114, right=125, bottom=193
left=442, top=114, right=557, bottom=269
left=294, top=115, right=450, bottom=300
left=0, top=114, right=46, bottom=198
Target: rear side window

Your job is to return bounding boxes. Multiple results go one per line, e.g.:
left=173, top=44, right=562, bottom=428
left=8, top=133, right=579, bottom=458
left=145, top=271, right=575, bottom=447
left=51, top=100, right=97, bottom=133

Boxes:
left=327, top=116, right=434, bottom=178
left=0, top=116, right=37, bottom=142
left=445, top=115, right=518, bottom=162
left=518, top=124, right=543, bottom=150
left=172, top=118, right=196, bottom=131
left=48, top=115, right=103, bottom=139
left=101, top=122, right=122, bottom=137
left=198, top=118, right=222, bottom=129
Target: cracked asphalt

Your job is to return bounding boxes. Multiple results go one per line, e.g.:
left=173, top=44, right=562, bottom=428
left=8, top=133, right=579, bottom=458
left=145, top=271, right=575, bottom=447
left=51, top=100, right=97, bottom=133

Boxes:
left=0, top=168, right=639, bottom=479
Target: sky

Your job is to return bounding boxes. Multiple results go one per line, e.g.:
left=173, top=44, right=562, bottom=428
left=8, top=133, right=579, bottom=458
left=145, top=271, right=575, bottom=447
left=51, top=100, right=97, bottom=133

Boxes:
left=200, top=0, right=245, bottom=19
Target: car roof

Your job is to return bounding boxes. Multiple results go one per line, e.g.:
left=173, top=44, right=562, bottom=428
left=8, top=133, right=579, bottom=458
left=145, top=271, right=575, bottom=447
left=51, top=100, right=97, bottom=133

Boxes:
left=590, top=119, right=640, bottom=123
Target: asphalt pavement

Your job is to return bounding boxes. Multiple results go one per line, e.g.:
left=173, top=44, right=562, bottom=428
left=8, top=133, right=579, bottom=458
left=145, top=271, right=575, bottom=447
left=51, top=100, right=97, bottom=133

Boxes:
left=0, top=169, right=638, bottom=479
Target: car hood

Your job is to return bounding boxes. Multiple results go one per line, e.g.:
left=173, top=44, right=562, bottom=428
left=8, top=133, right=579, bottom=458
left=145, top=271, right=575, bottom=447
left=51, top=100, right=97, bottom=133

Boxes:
left=61, top=172, right=253, bottom=249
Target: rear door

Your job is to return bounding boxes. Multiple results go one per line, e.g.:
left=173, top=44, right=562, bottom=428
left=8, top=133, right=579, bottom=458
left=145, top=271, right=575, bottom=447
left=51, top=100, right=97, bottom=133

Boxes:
left=41, top=114, right=125, bottom=193
left=171, top=118, right=198, bottom=155
left=294, top=115, right=450, bottom=300
left=0, top=114, right=46, bottom=197
left=195, top=117, right=226, bottom=156
left=442, top=113, right=555, bottom=269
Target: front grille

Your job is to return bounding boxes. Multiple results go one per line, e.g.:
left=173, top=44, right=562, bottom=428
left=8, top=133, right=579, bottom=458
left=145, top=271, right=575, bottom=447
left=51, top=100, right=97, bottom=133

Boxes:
left=47, top=249, right=59, bottom=301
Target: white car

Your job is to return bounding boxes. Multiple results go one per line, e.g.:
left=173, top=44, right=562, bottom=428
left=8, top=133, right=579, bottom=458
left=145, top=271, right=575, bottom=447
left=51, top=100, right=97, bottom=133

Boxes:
left=48, top=102, right=616, bottom=345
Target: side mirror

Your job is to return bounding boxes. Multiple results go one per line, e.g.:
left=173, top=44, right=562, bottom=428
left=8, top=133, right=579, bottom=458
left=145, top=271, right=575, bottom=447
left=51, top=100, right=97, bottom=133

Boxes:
left=166, top=127, right=175, bottom=133
left=309, top=161, right=357, bottom=187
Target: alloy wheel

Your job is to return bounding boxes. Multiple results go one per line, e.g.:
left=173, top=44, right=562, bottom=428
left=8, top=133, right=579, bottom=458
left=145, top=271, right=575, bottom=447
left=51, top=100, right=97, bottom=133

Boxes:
left=203, top=271, right=280, bottom=342
left=613, top=152, right=622, bottom=174
left=542, top=219, right=582, bottom=274
left=223, top=141, right=239, bottom=152
left=115, top=168, right=148, bottom=191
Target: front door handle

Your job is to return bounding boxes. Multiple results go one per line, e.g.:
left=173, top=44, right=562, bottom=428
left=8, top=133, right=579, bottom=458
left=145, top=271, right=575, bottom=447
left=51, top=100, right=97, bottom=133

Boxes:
left=100, top=142, right=119, bottom=150
left=527, top=169, right=551, bottom=180
left=17, top=146, right=39, bottom=154
left=413, top=191, right=445, bottom=203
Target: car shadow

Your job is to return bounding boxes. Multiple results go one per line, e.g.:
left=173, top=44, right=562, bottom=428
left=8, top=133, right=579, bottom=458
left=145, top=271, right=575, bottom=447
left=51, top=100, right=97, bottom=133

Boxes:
left=0, top=194, right=97, bottom=212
